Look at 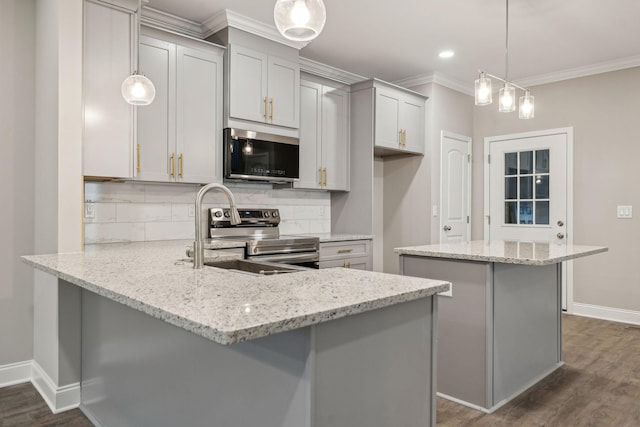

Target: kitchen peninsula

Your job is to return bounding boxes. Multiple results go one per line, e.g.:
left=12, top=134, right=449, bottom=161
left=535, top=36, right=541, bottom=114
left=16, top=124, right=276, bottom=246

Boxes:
left=23, top=240, right=449, bottom=427
left=396, top=240, right=607, bottom=413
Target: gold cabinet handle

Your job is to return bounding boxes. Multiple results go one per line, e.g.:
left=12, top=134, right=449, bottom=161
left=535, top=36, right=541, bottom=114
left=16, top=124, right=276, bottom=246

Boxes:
left=343, top=262, right=351, bottom=268
left=170, top=153, right=175, bottom=178
left=179, top=153, right=183, bottom=179
left=399, top=129, right=403, bottom=147
left=137, top=144, right=141, bottom=173
left=263, top=97, right=268, bottom=120
left=269, top=98, right=274, bottom=121
left=337, top=248, right=353, bottom=254
left=323, top=168, right=327, bottom=186
left=403, top=129, right=407, bottom=147
left=318, top=167, right=323, bottom=186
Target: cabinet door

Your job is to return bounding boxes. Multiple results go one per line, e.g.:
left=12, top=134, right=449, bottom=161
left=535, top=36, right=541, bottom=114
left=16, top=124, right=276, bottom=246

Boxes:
left=83, top=0, right=134, bottom=178
left=295, top=80, right=322, bottom=189
left=321, top=86, right=349, bottom=191
left=176, top=46, right=223, bottom=184
left=267, top=56, right=300, bottom=128
left=399, top=95, right=425, bottom=154
left=136, top=36, right=176, bottom=182
left=228, top=45, right=268, bottom=124
left=374, top=87, right=401, bottom=150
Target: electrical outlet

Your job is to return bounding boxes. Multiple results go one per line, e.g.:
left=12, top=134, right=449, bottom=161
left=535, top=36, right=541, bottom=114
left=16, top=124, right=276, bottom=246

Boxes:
left=188, top=205, right=196, bottom=217
left=617, top=205, right=633, bottom=219
left=439, top=283, right=453, bottom=298
left=85, top=203, right=95, bottom=219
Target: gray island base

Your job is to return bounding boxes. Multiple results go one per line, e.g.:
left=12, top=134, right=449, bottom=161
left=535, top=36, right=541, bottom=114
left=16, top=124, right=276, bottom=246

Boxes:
left=23, top=240, right=449, bottom=427
left=396, top=240, right=607, bottom=413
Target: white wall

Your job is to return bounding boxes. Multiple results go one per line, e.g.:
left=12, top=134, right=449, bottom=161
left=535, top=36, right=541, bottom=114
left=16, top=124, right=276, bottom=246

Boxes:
left=0, top=0, right=36, bottom=367
left=84, top=182, right=331, bottom=243
left=473, top=67, right=640, bottom=314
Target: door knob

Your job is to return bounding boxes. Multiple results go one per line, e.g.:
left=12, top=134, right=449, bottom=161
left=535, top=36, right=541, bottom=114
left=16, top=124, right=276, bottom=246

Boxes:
left=557, top=233, right=565, bottom=239
left=443, top=225, right=452, bottom=231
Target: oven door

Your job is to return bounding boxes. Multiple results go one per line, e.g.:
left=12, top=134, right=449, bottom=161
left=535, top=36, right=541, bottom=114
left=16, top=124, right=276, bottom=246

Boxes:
left=224, top=128, right=299, bottom=183
left=250, top=252, right=319, bottom=269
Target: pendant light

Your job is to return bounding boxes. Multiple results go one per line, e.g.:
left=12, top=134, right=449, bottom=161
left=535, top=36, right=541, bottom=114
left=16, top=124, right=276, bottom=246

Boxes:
left=474, top=0, right=535, bottom=119
left=121, top=0, right=155, bottom=106
left=274, top=0, right=326, bottom=42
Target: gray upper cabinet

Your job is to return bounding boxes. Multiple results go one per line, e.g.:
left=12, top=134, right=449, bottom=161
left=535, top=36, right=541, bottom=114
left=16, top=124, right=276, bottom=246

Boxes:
left=228, top=44, right=300, bottom=129
left=83, top=0, right=134, bottom=178
left=136, top=30, right=223, bottom=184
left=296, top=79, right=349, bottom=191
left=352, top=79, right=427, bottom=157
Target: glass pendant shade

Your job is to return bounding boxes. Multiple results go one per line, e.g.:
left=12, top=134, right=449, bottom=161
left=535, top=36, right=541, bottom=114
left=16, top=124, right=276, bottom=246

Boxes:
left=475, top=73, right=493, bottom=105
left=498, top=83, right=516, bottom=113
left=274, top=0, right=326, bottom=42
left=519, top=90, right=535, bottom=119
left=121, top=73, right=156, bottom=106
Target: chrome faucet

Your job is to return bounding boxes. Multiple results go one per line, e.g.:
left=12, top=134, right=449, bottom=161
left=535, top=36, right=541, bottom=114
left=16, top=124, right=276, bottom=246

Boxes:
left=193, top=183, right=241, bottom=269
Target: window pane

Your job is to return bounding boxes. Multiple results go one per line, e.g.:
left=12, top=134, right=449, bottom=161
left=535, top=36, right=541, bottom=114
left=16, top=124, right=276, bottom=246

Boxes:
left=520, top=176, right=533, bottom=199
left=535, top=175, right=549, bottom=199
left=536, top=149, right=550, bottom=173
left=520, top=151, right=533, bottom=174
left=505, top=177, right=518, bottom=199
left=505, top=152, right=518, bottom=175
left=519, top=201, right=533, bottom=224
left=536, top=201, right=549, bottom=224
left=505, top=202, right=517, bottom=224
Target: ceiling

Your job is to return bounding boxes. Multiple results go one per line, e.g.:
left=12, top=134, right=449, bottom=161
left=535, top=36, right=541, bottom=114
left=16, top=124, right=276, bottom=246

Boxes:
left=146, top=0, right=640, bottom=90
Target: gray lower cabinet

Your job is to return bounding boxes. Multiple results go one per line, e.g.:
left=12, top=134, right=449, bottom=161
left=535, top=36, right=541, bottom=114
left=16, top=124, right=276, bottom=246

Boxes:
left=319, top=240, right=372, bottom=270
left=399, top=255, right=562, bottom=413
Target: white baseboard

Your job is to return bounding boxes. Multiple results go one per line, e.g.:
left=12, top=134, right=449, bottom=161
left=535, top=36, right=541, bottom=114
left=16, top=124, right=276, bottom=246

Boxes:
left=0, top=360, right=32, bottom=388
left=573, top=303, right=640, bottom=326
left=31, top=361, right=81, bottom=414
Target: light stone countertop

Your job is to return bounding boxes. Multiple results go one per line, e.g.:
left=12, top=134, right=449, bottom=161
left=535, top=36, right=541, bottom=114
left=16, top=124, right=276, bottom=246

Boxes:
left=22, top=240, right=449, bottom=346
left=395, top=240, right=608, bottom=265
left=291, top=233, right=374, bottom=243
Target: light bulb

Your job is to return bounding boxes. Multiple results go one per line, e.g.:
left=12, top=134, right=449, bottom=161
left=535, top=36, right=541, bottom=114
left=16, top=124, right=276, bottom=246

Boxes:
left=291, top=0, right=310, bottom=26
left=121, top=73, right=156, bottom=106
left=519, top=91, right=535, bottom=119
left=131, top=82, right=146, bottom=98
left=478, top=84, right=490, bottom=102
left=474, top=72, right=492, bottom=106
left=499, top=84, right=515, bottom=113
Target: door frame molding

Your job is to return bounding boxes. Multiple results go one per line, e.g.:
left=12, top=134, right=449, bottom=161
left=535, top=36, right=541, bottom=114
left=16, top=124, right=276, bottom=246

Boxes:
left=439, top=130, right=472, bottom=243
left=483, top=127, right=575, bottom=312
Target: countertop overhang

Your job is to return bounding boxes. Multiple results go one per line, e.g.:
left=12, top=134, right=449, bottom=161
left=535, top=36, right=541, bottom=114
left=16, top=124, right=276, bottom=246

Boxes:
left=395, top=240, right=608, bottom=265
left=22, top=240, right=448, bottom=345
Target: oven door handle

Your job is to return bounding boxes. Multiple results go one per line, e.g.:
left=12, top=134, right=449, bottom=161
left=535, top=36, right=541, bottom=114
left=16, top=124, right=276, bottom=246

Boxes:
left=251, top=252, right=319, bottom=263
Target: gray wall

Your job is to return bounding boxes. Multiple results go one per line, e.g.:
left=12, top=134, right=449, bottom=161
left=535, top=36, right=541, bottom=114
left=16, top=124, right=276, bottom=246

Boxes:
left=0, top=0, right=36, bottom=366
left=383, top=83, right=473, bottom=274
left=473, top=67, right=640, bottom=312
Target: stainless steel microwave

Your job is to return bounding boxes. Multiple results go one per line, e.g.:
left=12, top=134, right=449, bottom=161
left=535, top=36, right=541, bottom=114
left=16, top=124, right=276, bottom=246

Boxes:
left=223, top=128, right=300, bottom=183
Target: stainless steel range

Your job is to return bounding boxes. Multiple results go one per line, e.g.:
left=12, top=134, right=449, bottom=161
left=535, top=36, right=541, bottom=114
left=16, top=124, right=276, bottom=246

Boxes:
left=209, top=207, right=320, bottom=268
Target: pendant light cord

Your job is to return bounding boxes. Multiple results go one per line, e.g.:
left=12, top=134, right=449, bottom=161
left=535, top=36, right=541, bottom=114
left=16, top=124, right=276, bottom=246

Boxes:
left=505, top=0, right=509, bottom=81
left=135, top=0, right=141, bottom=74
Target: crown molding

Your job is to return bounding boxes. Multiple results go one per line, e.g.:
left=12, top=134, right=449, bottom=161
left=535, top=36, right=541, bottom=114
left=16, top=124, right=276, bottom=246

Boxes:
left=299, top=57, right=367, bottom=85
left=141, top=7, right=205, bottom=39
left=201, top=9, right=309, bottom=50
left=514, top=55, right=640, bottom=88
left=394, top=72, right=473, bottom=96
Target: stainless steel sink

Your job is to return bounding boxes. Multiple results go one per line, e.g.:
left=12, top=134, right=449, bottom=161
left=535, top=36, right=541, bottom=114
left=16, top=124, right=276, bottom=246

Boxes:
left=204, top=259, right=303, bottom=275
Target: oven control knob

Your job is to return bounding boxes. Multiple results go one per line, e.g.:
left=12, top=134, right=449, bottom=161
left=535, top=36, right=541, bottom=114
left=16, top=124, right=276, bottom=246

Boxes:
left=224, top=211, right=230, bottom=218
left=213, top=210, right=222, bottom=218
left=272, top=211, right=278, bottom=218
left=263, top=211, right=270, bottom=218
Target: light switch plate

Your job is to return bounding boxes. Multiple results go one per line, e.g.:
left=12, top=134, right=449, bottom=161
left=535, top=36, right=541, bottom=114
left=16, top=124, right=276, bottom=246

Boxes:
left=617, top=205, right=633, bottom=219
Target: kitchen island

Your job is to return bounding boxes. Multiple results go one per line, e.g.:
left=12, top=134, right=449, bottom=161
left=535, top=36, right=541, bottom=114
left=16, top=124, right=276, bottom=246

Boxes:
left=23, top=240, right=449, bottom=427
left=395, top=240, right=607, bottom=413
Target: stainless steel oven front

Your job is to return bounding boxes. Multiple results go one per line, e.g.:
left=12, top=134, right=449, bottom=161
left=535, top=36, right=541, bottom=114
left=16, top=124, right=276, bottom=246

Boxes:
left=224, top=128, right=299, bottom=183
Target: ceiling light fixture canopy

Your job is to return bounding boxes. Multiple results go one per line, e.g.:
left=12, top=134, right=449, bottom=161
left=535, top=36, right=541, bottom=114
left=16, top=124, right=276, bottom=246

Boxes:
left=274, top=0, right=326, bottom=42
left=121, top=0, right=155, bottom=106
left=474, top=0, right=534, bottom=119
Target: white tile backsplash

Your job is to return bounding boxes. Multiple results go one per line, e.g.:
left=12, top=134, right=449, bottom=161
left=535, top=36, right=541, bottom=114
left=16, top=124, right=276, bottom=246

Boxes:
left=84, top=182, right=331, bottom=244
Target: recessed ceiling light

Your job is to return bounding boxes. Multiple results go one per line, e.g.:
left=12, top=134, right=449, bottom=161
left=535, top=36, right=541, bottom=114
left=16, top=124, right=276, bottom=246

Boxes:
left=439, top=50, right=455, bottom=59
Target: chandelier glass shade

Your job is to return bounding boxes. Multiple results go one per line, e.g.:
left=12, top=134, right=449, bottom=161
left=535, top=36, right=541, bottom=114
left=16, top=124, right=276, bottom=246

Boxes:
left=274, top=0, right=326, bottom=42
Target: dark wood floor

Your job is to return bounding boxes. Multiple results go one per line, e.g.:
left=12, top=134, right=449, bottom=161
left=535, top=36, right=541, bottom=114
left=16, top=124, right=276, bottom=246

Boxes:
left=1, top=314, right=639, bottom=426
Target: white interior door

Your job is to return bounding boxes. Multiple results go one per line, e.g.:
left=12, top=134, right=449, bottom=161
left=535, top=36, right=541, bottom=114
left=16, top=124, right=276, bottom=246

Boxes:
left=485, top=128, right=573, bottom=310
left=440, top=131, right=471, bottom=243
